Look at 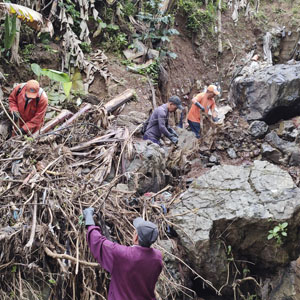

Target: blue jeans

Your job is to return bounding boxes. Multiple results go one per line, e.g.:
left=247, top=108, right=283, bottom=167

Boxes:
left=188, top=120, right=201, bottom=139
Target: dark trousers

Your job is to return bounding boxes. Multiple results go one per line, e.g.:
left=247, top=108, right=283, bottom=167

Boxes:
left=188, top=120, right=201, bottom=139
left=143, top=134, right=161, bottom=146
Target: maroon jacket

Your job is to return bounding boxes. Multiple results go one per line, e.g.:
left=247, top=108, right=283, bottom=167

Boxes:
left=87, top=226, right=163, bottom=300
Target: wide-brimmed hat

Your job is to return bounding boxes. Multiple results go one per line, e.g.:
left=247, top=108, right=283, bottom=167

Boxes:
left=25, top=80, right=40, bottom=98
left=207, top=85, right=220, bottom=95
left=133, top=217, right=158, bottom=247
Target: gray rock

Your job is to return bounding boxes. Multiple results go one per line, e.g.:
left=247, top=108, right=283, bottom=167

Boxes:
left=229, top=62, right=300, bottom=121
left=126, top=140, right=166, bottom=193
left=171, top=161, right=300, bottom=292
left=276, top=120, right=299, bottom=141
left=209, top=154, right=220, bottom=164
left=227, top=148, right=237, bottom=159
left=156, top=239, right=184, bottom=299
left=289, top=150, right=300, bottom=166
left=116, top=111, right=148, bottom=134
left=264, top=260, right=300, bottom=299
left=248, top=120, right=269, bottom=138
left=261, top=142, right=283, bottom=164
left=265, top=131, right=300, bottom=166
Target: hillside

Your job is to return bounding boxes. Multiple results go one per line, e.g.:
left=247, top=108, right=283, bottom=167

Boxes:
left=0, top=0, right=300, bottom=299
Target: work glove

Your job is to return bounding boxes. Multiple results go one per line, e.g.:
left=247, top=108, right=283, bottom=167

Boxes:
left=12, top=111, right=20, bottom=121
left=212, top=116, right=220, bottom=123
left=20, top=128, right=26, bottom=135
left=168, top=127, right=178, bottom=138
left=169, top=135, right=178, bottom=145
left=195, top=102, right=205, bottom=112
left=83, top=207, right=95, bottom=226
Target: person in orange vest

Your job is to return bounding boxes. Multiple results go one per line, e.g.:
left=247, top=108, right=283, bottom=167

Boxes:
left=186, top=85, right=220, bottom=138
left=8, top=80, right=48, bottom=135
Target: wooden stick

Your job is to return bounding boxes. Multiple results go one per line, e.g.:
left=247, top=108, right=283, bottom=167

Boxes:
left=70, top=132, right=117, bottom=151
left=0, top=96, right=23, bottom=136
left=55, top=103, right=92, bottom=131
left=25, top=194, right=38, bottom=249
left=44, top=247, right=98, bottom=267
left=104, top=89, right=135, bottom=113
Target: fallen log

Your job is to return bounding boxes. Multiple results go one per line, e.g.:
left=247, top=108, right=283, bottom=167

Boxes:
left=104, top=89, right=135, bottom=113
left=34, top=109, right=73, bottom=137
left=55, top=103, right=92, bottom=131
left=70, top=132, right=119, bottom=152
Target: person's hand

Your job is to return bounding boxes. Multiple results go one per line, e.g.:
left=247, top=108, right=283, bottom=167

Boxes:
left=169, top=135, right=178, bottom=145
left=184, top=121, right=189, bottom=129
left=20, top=128, right=26, bottom=135
left=195, top=102, right=205, bottom=112
left=83, top=207, right=95, bottom=226
left=12, top=111, right=20, bottom=121
left=212, top=116, right=220, bottom=123
left=169, top=127, right=178, bottom=137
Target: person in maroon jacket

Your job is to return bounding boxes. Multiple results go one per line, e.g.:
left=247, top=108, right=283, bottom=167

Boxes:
left=83, top=207, right=163, bottom=300
left=8, top=80, right=48, bottom=135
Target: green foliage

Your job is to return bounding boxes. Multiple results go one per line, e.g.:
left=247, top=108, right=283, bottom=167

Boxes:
left=78, top=214, right=84, bottom=226
left=138, top=60, right=160, bottom=83
left=22, top=44, right=35, bottom=57
left=48, top=279, right=56, bottom=285
left=11, top=266, right=17, bottom=273
left=134, top=0, right=179, bottom=56
left=31, top=64, right=84, bottom=99
left=267, top=222, right=288, bottom=245
left=121, top=0, right=137, bottom=16
left=58, top=0, right=81, bottom=35
left=80, top=41, right=92, bottom=53
left=103, top=27, right=129, bottom=53
left=4, top=14, right=17, bottom=50
left=177, top=0, right=216, bottom=34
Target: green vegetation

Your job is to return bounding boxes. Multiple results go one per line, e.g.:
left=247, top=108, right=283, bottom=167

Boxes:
left=177, top=0, right=216, bottom=34
left=134, top=0, right=179, bottom=57
left=80, top=41, right=92, bottom=53
left=4, top=14, right=17, bottom=50
left=58, top=0, right=81, bottom=35
left=31, top=64, right=84, bottom=106
left=22, top=44, right=35, bottom=56
left=267, top=222, right=288, bottom=245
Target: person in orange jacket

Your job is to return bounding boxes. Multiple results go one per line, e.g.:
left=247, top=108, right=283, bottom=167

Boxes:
left=186, top=84, right=220, bottom=138
left=8, top=80, right=48, bottom=135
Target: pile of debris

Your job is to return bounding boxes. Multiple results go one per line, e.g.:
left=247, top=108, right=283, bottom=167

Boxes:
left=0, top=89, right=199, bottom=299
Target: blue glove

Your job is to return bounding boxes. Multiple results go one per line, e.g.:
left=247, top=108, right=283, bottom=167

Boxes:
left=83, top=207, right=95, bottom=226
left=169, top=135, right=178, bottom=145
left=212, top=116, right=220, bottom=123
left=12, top=111, right=20, bottom=121
left=168, top=127, right=178, bottom=137
left=195, top=102, right=205, bottom=111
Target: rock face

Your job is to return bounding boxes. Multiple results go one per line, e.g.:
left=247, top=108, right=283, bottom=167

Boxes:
left=229, top=62, right=300, bottom=121
left=171, top=160, right=300, bottom=293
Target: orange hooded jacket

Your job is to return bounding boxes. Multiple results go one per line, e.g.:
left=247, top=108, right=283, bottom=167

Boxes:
left=8, top=84, right=48, bottom=134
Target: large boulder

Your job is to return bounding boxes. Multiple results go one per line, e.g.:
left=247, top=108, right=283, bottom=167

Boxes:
left=171, top=160, right=300, bottom=293
left=126, top=140, right=167, bottom=193
left=229, top=62, right=300, bottom=121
